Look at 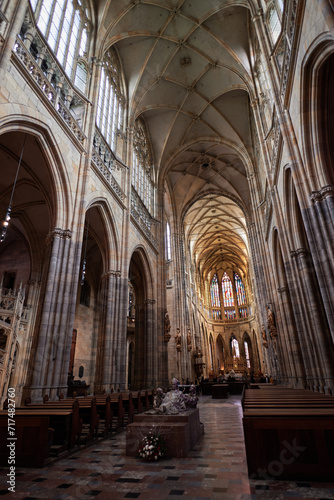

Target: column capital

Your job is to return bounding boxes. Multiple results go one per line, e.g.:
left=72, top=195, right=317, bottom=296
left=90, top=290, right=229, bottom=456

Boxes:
left=290, top=247, right=309, bottom=259
left=310, top=184, right=334, bottom=203
left=101, top=270, right=121, bottom=280
left=46, top=228, right=72, bottom=246
left=144, top=299, right=156, bottom=305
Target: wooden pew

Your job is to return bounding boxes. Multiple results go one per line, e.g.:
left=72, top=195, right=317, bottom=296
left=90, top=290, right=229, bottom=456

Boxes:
left=242, top=387, right=334, bottom=480
left=0, top=404, right=79, bottom=467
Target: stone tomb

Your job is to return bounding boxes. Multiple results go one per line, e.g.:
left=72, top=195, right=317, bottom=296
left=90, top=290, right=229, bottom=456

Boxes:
left=126, top=408, right=204, bottom=458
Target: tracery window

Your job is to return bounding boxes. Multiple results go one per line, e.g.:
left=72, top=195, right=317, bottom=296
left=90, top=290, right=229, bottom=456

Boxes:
left=210, top=274, right=220, bottom=308
left=234, top=273, right=246, bottom=306
left=132, top=118, right=154, bottom=215
left=244, top=341, right=251, bottom=368
left=30, top=0, right=90, bottom=85
left=222, top=272, right=234, bottom=308
left=267, top=3, right=281, bottom=45
left=96, top=49, right=124, bottom=151
left=166, top=221, right=172, bottom=260
left=231, top=337, right=240, bottom=358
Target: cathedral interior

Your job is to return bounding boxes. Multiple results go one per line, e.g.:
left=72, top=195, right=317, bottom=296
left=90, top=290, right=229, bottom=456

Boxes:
left=0, top=0, right=334, bottom=411
left=1, top=0, right=334, bottom=496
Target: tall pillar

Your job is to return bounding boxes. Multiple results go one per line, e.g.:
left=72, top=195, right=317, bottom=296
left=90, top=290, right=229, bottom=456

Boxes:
left=276, top=286, right=306, bottom=388
left=291, top=248, right=334, bottom=393
left=307, top=186, right=334, bottom=340
left=112, top=271, right=126, bottom=391
left=29, top=228, right=73, bottom=402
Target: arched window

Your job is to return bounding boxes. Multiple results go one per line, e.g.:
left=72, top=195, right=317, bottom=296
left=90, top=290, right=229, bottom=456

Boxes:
left=234, top=273, right=246, bottom=306
left=166, top=221, right=172, bottom=260
left=31, top=0, right=90, bottom=83
left=244, top=341, right=251, bottom=368
left=231, top=337, right=240, bottom=358
left=222, top=272, right=234, bottom=308
left=132, top=118, right=154, bottom=215
left=209, top=336, right=214, bottom=370
left=210, top=274, right=220, bottom=308
left=267, top=3, right=281, bottom=45
left=96, top=49, right=124, bottom=152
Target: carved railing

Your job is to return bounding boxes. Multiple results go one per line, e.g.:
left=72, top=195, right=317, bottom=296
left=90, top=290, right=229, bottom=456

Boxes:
left=93, top=127, right=127, bottom=173
left=12, top=35, right=86, bottom=146
left=131, top=187, right=158, bottom=250
left=280, top=0, right=298, bottom=97
left=91, top=130, right=126, bottom=203
left=11, top=5, right=88, bottom=147
left=0, top=9, right=9, bottom=47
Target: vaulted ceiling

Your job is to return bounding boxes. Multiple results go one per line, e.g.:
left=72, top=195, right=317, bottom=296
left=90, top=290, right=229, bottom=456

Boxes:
left=96, top=0, right=257, bottom=278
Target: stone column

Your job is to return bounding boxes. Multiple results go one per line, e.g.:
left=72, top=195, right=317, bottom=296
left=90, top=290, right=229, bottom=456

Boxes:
left=30, top=228, right=72, bottom=402
left=276, top=286, right=306, bottom=388
left=307, top=186, right=334, bottom=340
left=93, top=270, right=118, bottom=393
left=145, top=298, right=156, bottom=388
left=291, top=248, right=334, bottom=393
left=112, top=272, right=126, bottom=391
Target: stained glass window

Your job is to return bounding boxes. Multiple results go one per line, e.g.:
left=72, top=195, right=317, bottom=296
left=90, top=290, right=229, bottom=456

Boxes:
left=234, top=273, right=246, bottom=306
left=210, top=274, right=220, bottom=308
left=225, top=309, right=236, bottom=320
left=244, top=341, right=251, bottom=368
left=222, top=272, right=234, bottom=307
left=231, top=338, right=240, bottom=358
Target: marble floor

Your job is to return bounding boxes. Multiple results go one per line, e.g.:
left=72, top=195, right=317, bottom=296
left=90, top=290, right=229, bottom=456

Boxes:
left=0, top=395, right=333, bottom=500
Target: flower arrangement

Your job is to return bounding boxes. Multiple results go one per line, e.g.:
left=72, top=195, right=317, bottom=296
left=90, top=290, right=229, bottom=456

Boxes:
left=138, top=432, right=166, bottom=461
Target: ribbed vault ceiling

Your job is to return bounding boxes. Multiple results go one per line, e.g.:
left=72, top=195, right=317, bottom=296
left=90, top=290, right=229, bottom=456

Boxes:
left=96, top=0, right=255, bottom=276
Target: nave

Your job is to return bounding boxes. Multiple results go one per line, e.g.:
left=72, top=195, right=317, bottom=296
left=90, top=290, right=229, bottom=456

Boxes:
left=1, top=396, right=333, bottom=500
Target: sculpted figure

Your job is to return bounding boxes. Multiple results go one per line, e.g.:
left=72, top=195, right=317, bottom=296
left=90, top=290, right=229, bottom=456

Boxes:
left=261, top=324, right=268, bottom=348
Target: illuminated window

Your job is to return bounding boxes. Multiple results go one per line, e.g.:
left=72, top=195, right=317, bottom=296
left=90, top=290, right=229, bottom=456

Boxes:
left=132, top=118, right=154, bottom=215
left=166, top=221, right=172, bottom=260
left=231, top=337, right=240, bottom=358
left=244, top=341, right=251, bottom=368
left=31, top=0, right=90, bottom=84
left=267, top=3, right=281, bottom=45
left=222, top=272, right=234, bottom=307
left=210, top=274, right=221, bottom=308
left=96, top=49, right=124, bottom=152
left=234, top=273, right=246, bottom=306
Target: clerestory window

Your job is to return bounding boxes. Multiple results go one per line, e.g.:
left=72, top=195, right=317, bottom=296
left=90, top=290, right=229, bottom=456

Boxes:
left=132, top=118, right=154, bottom=215
left=210, top=274, right=220, bottom=308
left=267, top=3, right=281, bottom=45
left=30, top=0, right=90, bottom=86
left=222, top=272, right=234, bottom=308
left=234, top=273, right=246, bottom=306
left=96, top=49, right=124, bottom=153
left=166, top=221, right=172, bottom=260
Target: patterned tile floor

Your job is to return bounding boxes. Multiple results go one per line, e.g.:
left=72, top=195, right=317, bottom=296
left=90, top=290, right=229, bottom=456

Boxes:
left=0, top=396, right=333, bottom=499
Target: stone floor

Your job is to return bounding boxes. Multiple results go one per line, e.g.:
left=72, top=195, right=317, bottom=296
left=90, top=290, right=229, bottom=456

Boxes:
left=0, top=395, right=333, bottom=499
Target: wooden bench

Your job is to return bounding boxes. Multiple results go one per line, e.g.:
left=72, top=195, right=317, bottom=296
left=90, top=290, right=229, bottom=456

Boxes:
left=0, top=403, right=80, bottom=467
left=242, top=388, right=334, bottom=480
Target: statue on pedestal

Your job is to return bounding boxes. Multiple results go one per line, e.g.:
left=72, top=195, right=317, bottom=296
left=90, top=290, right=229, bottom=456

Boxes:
left=267, top=306, right=277, bottom=341
left=175, top=328, right=181, bottom=351
left=261, top=324, right=268, bottom=348
left=187, top=329, right=191, bottom=351
left=164, top=311, right=171, bottom=342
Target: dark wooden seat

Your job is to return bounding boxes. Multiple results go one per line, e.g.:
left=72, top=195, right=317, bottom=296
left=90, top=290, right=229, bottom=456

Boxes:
left=242, top=387, right=334, bottom=480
